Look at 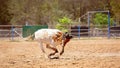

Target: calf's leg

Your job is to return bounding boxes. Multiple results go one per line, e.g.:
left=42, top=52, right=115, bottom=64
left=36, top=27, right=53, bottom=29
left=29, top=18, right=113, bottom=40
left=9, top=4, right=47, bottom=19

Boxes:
left=60, top=39, right=70, bottom=55
left=46, top=44, right=59, bottom=59
left=39, top=42, right=48, bottom=58
left=39, top=42, right=45, bottom=53
left=60, top=45, right=65, bottom=55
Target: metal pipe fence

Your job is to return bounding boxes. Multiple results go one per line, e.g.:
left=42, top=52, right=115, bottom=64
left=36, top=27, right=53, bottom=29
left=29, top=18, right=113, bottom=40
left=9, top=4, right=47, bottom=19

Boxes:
left=0, top=25, right=23, bottom=41
left=0, top=25, right=120, bottom=41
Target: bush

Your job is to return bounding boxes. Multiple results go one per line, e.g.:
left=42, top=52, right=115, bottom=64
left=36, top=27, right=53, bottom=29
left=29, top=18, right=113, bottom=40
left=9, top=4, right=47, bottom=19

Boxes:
left=93, top=13, right=114, bottom=28
left=56, top=17, right=72, bottom=32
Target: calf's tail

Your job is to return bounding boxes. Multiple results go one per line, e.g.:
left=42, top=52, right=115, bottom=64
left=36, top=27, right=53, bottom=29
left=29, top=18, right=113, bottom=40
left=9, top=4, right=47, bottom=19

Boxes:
left=23, top=33, right=35, bottom=41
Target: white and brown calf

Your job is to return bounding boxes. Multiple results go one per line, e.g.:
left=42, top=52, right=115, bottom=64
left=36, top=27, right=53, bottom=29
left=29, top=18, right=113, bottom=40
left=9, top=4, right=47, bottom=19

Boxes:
left=31, top=29, right=73, bottom=59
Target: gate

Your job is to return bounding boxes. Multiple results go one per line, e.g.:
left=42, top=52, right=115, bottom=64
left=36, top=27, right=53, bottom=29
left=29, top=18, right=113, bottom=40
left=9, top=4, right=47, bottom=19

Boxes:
left=22, top=25, right=48, bottom=37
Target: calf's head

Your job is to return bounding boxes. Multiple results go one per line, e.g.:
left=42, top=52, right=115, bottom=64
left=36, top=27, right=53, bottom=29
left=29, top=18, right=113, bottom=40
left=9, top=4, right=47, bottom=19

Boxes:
left=62, top=32, right=73, bottom=46
left=60, top=32, right=73, bottom=55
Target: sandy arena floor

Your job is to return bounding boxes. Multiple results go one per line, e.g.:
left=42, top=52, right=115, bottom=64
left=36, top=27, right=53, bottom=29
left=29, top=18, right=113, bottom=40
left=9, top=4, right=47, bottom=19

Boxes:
left=0, top=39, right=120, bottom=68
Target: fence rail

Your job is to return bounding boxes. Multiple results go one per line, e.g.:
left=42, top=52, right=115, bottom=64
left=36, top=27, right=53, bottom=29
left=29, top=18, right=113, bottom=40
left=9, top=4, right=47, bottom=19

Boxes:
left=0, top=25, right=120, bottom=41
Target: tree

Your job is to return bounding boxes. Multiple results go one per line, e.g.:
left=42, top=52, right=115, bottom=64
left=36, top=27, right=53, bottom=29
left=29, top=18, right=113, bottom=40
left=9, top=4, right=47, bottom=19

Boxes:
left=0, top=0, right=119, bottom=26
left=111, top=0, right=120, bottom=24
left=93, top=13, right=114, bottom=28
left=0, top=0, right=11, bottom=25
left=56, top=17, right=72, bottom=32
left=40, top=0, right=70, bottom=25
left=7, top=0, right=43, bottom=25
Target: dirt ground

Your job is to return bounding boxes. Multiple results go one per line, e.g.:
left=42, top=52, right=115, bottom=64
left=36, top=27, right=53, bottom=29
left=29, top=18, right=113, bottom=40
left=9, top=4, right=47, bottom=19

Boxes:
left=0, top=39, right=120, bottom=68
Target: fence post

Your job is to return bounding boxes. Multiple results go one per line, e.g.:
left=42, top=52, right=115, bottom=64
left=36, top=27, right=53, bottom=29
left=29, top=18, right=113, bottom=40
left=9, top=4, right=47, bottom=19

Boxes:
left=11, top=25, right=14, bottom=41
left=87, top=12, right=90, bottom=37
left=108, top=11, right=110, bottom=39
left=78, top=25, right=80, bottom=39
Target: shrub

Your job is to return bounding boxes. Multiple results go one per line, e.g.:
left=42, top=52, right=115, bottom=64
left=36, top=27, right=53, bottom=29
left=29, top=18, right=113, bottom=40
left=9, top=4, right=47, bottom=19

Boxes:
left=56, top=17, right=72, bottom=32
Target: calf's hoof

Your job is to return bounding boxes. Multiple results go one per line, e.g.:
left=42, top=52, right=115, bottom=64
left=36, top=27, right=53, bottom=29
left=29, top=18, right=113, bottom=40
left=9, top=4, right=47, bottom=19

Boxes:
left=50, top=56, right=59, bottom=59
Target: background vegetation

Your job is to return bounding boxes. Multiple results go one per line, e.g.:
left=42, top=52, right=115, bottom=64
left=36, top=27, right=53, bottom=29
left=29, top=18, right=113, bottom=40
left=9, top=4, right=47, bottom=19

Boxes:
left=93, top=13, right=114, bottom=28
left=0, top=0, right=120, bottom=26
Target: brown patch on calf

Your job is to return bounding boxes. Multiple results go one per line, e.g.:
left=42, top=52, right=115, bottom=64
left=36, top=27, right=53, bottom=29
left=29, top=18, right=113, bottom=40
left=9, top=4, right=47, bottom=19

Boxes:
left=52, top=32, right=63, bottom=44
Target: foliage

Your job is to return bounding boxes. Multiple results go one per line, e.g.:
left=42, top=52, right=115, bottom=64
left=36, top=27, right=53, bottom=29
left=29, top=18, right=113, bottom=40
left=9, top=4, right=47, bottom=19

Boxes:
left=40, top=0, right=66, bottom=25
left=0, top=0, right=120, bottom=25
left=93, top=13, right=114, bottom=28
left=111, top=0, right=120, bottom=23
left=7, top=0, right=43, bottom=25
left=58, top=17, right=72, bottom=24
left=0, top=0, right=12, bottom=25
left=56, top=17, right=72, bottom=32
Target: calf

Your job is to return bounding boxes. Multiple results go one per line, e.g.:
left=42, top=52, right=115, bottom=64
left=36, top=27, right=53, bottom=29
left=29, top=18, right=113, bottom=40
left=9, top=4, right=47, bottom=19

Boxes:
left=28, top=29, right=72, bottom=59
